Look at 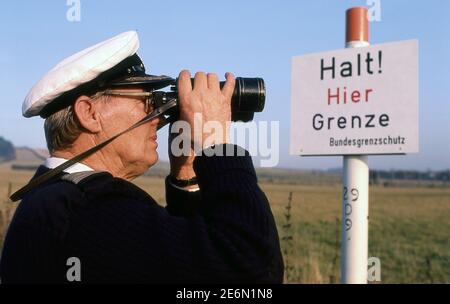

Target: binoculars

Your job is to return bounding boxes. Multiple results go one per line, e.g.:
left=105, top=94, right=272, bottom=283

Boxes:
left=152, top=77, right=266, bottom=123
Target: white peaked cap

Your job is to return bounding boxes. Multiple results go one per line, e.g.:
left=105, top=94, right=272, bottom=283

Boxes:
left=22, top=31, right=173, bottom=118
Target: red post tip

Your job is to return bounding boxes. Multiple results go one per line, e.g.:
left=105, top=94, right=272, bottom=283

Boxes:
left=346, top=7, right=369, bottom=43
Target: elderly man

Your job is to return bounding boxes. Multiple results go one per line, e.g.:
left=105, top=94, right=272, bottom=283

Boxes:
left=0, top=31, right=283, bottom=283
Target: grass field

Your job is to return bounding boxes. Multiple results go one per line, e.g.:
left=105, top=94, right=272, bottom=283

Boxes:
left=1, top=165, right=449, bottom=283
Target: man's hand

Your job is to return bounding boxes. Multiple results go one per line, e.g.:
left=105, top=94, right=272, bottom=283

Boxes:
left=168, top=70, right=235, bottom=182
left=178, top=70, right=235, bottom=149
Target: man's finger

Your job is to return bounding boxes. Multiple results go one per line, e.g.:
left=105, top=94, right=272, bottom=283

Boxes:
left=178, top=70, right=192, bottom=98
left=222, top=72, right=236, bottom=101
left=207, top=73, right=220, bottom=91
left=193, top=71, right=207, bottom=91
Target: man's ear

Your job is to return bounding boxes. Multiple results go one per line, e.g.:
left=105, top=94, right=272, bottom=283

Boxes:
left=73, top=95, right=102, bottom=133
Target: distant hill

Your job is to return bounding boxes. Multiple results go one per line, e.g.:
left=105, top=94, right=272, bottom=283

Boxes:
left=0, top=146, right=47, bottom=169
left=1, top=142, right=340, bottom=184
left=14, top=147, right=48, bottom=162
left=1, top=135, right=447, bottom=187
left=0, top=142, right=171, bottom=176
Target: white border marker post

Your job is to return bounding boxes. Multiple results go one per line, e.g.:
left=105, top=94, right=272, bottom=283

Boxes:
left=341, top=7, right=370, bottom=284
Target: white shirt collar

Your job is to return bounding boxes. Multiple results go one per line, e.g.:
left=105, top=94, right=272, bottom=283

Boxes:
left=44, top=157, right=94, bottom=174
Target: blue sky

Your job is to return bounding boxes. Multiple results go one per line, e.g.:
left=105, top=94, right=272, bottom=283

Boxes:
left=0, top=0, right=449, bottom=170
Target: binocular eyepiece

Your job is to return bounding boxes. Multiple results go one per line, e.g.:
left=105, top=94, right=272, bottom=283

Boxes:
left=153, top=77, right=266, bottom=122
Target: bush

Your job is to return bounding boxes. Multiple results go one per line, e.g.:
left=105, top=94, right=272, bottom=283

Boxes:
left=0, top=137, right=15, bottom=162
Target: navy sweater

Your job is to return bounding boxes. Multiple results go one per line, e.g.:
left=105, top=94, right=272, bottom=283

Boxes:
left=0, top=145, right=284, bottom=283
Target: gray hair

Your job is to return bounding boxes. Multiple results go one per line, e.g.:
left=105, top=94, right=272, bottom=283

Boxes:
left=44, top=92, right=106, bottom=153
left=44, top=105, right=83, bottom=154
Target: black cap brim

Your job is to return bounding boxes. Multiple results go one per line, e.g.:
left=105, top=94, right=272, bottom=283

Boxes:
left=107, top=74, right=175, bottom=90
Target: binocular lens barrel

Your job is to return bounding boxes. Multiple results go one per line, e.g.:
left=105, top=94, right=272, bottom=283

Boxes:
left=216, top=77, right=265, bottom=122
left=221, top=77, right=266, bottom=113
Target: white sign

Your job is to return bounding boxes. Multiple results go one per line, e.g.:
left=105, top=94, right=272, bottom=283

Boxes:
left=290, top=40, right=419, bottom=156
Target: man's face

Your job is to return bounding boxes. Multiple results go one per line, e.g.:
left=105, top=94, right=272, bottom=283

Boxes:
left=96, top=87, right=159, bottom=177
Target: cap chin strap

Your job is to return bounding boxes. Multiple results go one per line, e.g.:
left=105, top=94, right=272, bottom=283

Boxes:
left=10, top=98, right=178, bottom=202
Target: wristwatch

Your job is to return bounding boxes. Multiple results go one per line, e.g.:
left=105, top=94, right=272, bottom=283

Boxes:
left=168, top=175, right=198, bottom=187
